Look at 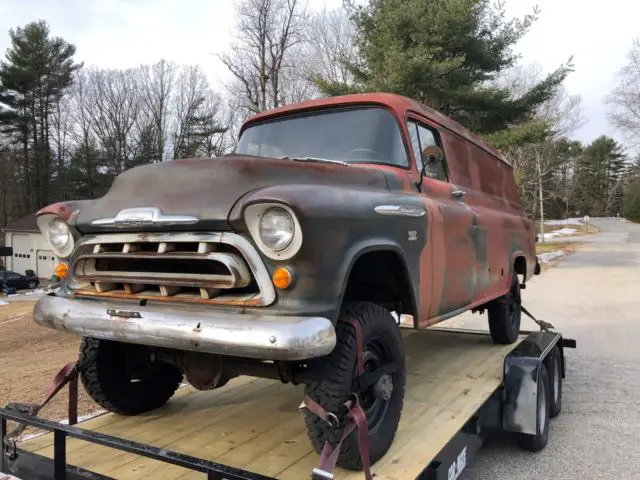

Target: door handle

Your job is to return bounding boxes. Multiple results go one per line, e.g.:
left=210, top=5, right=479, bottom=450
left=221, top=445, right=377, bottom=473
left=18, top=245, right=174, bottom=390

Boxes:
left=451, top=190, right=466, bottom=199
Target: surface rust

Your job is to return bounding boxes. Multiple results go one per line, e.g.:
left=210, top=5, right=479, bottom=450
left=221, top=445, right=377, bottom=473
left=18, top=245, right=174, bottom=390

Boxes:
left=36, top=91, right=536, bottom=340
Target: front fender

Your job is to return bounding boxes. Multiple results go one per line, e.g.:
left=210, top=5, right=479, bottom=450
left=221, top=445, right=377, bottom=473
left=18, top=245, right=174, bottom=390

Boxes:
left=229, top=184, right=426, bottom=323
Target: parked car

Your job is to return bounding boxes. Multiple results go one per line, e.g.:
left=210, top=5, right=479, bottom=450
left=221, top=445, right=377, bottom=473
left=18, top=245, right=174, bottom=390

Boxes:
left=0, top=269, right=39, bottom=290
left=32, top=92, right=540, bottom=471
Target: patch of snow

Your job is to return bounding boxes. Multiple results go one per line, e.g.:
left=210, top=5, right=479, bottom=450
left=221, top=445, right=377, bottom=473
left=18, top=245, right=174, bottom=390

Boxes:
left=8, top=287, right=57, bottom=298
left=538, top=251, right=565, bottom=263
left=0, top=300, right=8, bottom=306
left=545, top=218, right=583, bottom=226
left=540, top=227, right=577, bottom=240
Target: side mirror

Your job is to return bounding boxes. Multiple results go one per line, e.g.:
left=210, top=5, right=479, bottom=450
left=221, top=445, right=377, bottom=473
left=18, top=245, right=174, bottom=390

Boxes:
left=421, top=145, right=443, bottom=170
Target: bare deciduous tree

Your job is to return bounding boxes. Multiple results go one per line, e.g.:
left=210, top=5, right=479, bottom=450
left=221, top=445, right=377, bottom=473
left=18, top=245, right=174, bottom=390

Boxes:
left=140, top=59, right=177, bottom=161
left=607, top=38, right=640, bottom=149
left=495, top=62, right=586, bottom=138
left=302, top=7, right=357, bottom=90
left=85, top=68, right=141, bottom=174
left=219, top=0, right=308, bottom=115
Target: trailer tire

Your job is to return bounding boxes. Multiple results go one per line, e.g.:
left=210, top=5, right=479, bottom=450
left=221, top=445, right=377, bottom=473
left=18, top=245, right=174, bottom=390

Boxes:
left=488, top=271, right=521, bottom=344
left=79, top=337, right=183, bottom=416
left=547, top=346, right=563, bottom=418
left=303, top=302, right=406, bottom=470
left=515, top=362, right=550, bottom=452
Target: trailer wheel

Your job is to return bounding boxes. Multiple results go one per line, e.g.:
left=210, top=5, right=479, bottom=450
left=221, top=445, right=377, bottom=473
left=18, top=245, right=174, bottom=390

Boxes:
left=303, top=302, right=406, bottom=470
left=488, top=271, right=521, bottom=344
left=547, top=346, right=563, bottom=418
left=79, top=337, right=183, bottom=416
left=515, top=362, right=550, bottom=452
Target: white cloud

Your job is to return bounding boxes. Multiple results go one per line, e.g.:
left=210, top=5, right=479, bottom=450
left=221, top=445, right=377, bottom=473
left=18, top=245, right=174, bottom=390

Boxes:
left=1, top=0, right=638, bottom=150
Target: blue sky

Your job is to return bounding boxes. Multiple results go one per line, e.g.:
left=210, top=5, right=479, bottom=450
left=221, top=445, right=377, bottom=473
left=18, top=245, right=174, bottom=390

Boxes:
left=1, top=0, right=639, bottom=151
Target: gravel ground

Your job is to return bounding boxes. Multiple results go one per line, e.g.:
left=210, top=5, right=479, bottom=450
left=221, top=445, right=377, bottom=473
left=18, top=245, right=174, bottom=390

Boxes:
left=442, top=217, right=640, bottom=480
left=0, top=301, right=100, bottom=435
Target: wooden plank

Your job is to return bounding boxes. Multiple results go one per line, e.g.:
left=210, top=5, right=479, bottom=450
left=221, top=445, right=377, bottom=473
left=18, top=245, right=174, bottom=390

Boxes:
left=20, top=330, right=522, bottom=480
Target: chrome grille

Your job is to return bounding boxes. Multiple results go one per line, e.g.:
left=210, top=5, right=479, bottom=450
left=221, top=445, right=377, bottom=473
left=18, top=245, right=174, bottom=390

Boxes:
left=67, top=232, right=276, bottom=306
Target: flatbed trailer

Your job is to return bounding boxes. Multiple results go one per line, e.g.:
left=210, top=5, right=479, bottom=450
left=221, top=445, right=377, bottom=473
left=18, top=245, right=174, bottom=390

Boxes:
left=1, top=327, right=575, bottom=480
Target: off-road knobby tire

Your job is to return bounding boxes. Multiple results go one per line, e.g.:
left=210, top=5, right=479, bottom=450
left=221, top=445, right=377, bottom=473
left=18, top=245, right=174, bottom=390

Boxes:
left=515, top=362, right=550, bottom=452
left=488, top=271, right=521, bottom=344
left=303, top=302, right=406, bottom=470
left=79, top=337, right=183, bottom=416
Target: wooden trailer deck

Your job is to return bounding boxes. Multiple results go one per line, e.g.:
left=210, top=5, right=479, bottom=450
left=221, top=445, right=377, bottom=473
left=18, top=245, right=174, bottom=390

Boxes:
left=20, top=328, right=523, bottom=479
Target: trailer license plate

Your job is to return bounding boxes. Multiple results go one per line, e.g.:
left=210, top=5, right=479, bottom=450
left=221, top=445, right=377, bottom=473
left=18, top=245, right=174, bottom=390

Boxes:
left=447, top=446, right=467, bottom=480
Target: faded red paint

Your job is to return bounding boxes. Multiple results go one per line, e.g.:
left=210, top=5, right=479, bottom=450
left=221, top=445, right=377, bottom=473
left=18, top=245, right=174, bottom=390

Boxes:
left=35, top=91, right=538, bottom=341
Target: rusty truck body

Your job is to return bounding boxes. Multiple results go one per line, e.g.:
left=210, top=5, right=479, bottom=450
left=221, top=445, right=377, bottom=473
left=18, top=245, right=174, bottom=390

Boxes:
left=31, top=92, right=540, bottom=472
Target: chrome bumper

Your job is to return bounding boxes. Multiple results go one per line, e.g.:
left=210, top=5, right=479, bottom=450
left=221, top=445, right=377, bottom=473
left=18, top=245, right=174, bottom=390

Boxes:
left=33, top=295, right=336, bottom=361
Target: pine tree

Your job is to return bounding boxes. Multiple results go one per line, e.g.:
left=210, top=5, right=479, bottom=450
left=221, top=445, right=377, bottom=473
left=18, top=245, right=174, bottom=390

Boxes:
left=316, top=0, right=573, bottom=140
left=0, top=20, right=82, bottom=212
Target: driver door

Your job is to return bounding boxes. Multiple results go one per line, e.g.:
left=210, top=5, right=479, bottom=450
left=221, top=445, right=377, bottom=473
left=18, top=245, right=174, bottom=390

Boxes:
left=406, top=117, right=478, bottom=321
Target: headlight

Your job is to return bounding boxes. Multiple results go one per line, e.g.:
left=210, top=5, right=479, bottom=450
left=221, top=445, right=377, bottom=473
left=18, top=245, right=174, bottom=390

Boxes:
left=244, top=203, right=303, bottom=260
left=36, top=214, right=76, bottom=258
left=259, top=207, right=294, bottom=251
left=49, top=218, right=71, bottom=251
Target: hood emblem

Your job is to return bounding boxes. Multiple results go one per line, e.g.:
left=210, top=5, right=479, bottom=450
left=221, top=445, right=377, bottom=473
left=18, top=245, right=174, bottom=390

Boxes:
left=91, top=207, right=199, bottom=228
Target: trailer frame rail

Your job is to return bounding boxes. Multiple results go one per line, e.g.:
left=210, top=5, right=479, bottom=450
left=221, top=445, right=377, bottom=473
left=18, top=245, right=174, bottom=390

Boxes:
left=0, top=409, right=274, bottom=480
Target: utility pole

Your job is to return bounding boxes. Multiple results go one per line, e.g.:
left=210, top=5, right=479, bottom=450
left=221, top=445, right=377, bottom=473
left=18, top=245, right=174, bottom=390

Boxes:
left=536, top=146, right=545, bottom=243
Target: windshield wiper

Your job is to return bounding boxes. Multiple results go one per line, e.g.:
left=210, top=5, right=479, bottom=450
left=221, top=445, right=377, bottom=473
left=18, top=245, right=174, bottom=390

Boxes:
left=281, top=156, right=350, bottom=167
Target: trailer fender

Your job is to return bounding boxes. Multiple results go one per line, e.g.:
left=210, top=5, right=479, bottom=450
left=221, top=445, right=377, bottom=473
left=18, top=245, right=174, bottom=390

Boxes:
left=501, top=331, right=563, bottom=436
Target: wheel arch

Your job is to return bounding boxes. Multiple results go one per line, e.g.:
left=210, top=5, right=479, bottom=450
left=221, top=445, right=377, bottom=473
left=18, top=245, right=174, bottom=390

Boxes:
left=337, top=242, right=419, bottom=322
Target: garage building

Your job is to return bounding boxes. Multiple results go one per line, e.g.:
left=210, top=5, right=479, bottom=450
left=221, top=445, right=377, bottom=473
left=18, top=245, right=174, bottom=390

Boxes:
left=1, top=214, right=56, bottom=279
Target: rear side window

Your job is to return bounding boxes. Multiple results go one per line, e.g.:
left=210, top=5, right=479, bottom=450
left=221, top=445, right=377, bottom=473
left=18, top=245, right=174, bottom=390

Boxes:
left=407, top=120, right=448, bottom=182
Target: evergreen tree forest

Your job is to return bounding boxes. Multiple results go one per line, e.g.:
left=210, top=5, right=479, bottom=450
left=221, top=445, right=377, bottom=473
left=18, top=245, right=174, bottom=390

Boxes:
left=1, top=1, right=639, bottom=226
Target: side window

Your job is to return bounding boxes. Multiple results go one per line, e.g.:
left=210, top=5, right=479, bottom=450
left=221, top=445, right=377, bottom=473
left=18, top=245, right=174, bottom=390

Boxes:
left=407, top=120, right=448, bottom=182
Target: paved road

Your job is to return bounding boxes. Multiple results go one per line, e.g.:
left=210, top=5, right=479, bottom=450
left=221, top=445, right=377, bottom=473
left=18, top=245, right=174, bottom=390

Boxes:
left=444, top=217, right=640, bottom=480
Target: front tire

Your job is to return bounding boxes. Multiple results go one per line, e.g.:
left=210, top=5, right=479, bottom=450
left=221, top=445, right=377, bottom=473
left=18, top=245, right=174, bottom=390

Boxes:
left=488, top=271, right=521, bottom=344
left=303, top=302, right=406, bottom=470
left=79, top=337, right=183, bottom=416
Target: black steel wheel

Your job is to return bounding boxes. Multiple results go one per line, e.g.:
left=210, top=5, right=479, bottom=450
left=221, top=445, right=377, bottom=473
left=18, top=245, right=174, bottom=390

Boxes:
left=488, top=270, right=521, bottom=344
left=515, top=362, right=550, bottom=452
left=79, top=337, right=183, bottom=416
left=27, top=280, right=38, bottom=289
left=303, top=301, right=406, bottom=470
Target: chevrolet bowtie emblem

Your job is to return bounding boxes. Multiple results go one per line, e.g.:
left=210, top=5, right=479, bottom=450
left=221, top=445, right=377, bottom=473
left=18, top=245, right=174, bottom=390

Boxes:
left=91, top=207, right=199, bottom=227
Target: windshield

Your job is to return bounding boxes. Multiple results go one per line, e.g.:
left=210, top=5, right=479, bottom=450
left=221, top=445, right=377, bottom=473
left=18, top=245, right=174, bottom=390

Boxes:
left=235, top=106, right=409, bottom=167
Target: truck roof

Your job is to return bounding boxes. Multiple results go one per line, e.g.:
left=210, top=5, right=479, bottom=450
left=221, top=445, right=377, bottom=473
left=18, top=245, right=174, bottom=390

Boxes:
left=241, top=92, right=509, bottom=166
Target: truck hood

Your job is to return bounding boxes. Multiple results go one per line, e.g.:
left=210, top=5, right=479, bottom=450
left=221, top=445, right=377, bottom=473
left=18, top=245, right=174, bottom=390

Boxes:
left=75, top=154, right=390, bottom=233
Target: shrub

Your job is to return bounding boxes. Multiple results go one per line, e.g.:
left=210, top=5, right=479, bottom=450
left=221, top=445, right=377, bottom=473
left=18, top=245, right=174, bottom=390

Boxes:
left=623, top=177, right=640, bottom=221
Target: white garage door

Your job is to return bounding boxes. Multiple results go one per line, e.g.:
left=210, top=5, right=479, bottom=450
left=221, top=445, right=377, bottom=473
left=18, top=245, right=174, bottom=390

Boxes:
left=11, top=234, right=31, bottom=274
left=37, top=250, right=56, bottom=278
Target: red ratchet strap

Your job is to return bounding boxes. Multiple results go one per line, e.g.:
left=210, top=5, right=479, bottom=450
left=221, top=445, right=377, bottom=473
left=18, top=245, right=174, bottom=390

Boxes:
left=303, top=317, right=372, bottom=480
left=3, top=361, right=80, bottom=458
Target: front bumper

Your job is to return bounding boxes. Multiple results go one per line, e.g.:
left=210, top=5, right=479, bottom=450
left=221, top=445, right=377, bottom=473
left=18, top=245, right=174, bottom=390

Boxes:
left=33, top=295, right=336, bottom=361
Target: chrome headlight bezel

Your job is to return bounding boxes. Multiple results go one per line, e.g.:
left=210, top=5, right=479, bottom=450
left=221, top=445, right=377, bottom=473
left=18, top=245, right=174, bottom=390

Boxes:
left=244, top=203, right=303, bottom=260
left=36, top=214, right=76, bottom=258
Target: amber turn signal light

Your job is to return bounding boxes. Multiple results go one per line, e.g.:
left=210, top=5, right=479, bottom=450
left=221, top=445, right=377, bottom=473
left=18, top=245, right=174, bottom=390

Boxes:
left=272, top=267, right=293, bottom=289
left=54, top=262, right=69, bottom=280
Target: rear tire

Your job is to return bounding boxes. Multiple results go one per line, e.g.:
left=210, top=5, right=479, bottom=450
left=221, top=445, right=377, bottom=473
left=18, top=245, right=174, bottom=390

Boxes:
left=515, top=362, right=550, bottom=452
left=303, top=302, right=406, bottom=470
left=547, top=346, right=563, bottom=418
left=488, top=271, right=521, bottom=344
left=79, top=337, right=183, bottom=415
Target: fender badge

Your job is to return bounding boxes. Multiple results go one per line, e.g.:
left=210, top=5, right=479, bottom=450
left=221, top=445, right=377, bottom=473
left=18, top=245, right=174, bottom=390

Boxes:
left=107, top=309, right=142, bottom=319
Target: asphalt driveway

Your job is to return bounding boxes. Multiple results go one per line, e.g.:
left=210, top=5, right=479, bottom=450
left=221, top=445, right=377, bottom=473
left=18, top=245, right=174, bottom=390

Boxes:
left=445, top=217, right=640, bottom=480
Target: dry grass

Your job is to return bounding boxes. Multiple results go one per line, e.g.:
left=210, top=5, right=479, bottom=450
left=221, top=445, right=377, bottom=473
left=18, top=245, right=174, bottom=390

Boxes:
left=0, top=300, right=100, bottom=438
